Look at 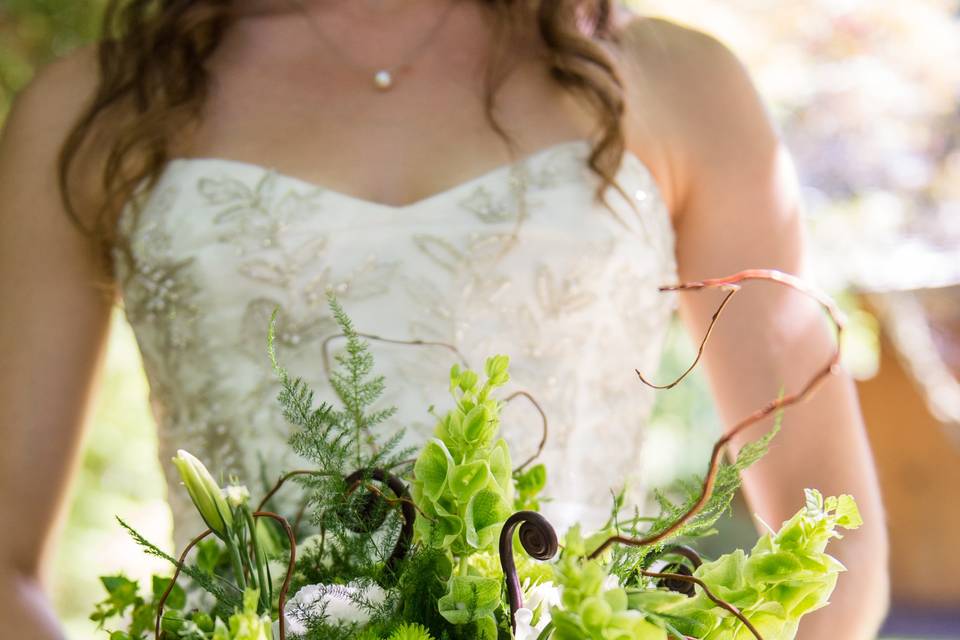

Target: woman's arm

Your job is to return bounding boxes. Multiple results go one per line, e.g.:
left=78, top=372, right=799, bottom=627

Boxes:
left=0, top=48, right=113, bottom=638
left=620, top=19, right=889, bottom=638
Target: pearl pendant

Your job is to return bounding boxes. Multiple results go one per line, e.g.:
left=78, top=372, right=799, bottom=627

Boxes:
left=373, top=69, right=393, bottom=91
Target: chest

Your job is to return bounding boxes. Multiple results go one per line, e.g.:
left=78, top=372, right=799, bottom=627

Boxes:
left=175, top=8, right=634, bottom=209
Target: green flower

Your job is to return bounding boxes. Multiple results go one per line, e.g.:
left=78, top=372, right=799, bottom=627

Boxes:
left=172, top=449, right=233, bottom=539
left=387, top=622, right=435, bottom=640
left=212, top=590, right=273, bottom=640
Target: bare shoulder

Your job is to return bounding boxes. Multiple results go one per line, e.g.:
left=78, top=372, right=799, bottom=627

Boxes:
left=609, top=15, right=780, bottom=210
left=0, top=43, right=110, bottom=269
left=1, top=44, right=105, bottom=219
left=4, top=43, right=101, bottom=148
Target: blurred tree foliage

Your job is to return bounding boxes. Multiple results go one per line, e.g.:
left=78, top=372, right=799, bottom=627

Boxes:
left=0, top=0, right=106, bottom=118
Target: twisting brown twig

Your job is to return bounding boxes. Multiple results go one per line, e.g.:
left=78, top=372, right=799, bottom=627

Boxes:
left=637, top=286, right=739, bottom=389
left=321, top=332, right=471, bottom=382
left=155, top=529, right=214, bottom=640
left=505, top=389, right=549, bottom=472
left=358, top=481, right=434, bottom=522
left=257, top=469, right=336, bottom=512
left=588, top=269, right=846, bottom=559
left=640, top=569, right=764, bottom=640
left=341, top=468, right=416, bottom=574
left=254, top=511, right=297, bottom=640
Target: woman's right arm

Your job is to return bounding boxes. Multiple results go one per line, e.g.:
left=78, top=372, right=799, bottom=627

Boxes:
left=0, top=47, right=114, bottom=637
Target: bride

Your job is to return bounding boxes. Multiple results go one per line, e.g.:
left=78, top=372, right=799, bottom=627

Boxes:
left=0, top=0, right=888, bottom=637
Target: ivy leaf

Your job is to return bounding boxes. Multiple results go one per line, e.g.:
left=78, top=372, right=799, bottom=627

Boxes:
left=100, top=576, right=139, bottom=607
left=152, top=575, right=186, bottom=610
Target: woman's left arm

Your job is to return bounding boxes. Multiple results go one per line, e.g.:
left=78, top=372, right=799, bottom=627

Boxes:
left=620, top=19, right=890, bottom=638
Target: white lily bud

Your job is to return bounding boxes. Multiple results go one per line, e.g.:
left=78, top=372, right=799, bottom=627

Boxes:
left=172, top=450, right=233, bottom=539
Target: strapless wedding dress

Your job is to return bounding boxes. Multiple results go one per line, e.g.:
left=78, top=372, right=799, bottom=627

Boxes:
left=114, top=139, right=679, bottom=548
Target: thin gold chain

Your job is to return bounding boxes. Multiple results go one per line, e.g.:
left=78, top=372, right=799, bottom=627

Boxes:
left=288, top=0, right=457, bottom=77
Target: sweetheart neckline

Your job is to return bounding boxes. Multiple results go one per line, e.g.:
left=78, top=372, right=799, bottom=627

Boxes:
left=163, top=139, right=657, bottom=213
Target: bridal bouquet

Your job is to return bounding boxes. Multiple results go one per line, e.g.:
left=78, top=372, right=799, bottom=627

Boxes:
left=91, top=270, right=860, bottom=640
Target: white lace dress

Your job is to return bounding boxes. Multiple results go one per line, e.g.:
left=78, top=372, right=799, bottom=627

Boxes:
left=114, top=139, right=679, bottom=548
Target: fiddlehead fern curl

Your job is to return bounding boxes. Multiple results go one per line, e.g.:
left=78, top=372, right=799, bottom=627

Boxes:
left=499, top=510, right=559, bottom=630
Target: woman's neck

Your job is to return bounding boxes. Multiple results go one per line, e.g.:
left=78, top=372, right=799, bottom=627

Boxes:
left=237, top=0, right=446, bottom=20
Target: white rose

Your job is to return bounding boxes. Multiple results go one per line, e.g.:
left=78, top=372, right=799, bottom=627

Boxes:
left=283, top=581, right=388, bottom=635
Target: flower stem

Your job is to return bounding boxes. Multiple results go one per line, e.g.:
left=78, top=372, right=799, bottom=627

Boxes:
left=246, top=508, right=272, bottom=611
left=225, top=533, right=248, bottom=591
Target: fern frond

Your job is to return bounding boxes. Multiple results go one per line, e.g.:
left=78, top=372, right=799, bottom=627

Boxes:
left=117, top=517, right=242, bottom=609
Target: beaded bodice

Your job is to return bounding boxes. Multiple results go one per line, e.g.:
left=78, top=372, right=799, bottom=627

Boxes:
left=114, top=140, right=679, bottom=546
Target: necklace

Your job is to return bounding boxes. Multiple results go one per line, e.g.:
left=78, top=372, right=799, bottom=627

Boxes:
left=290, top=0, right=457, bottom=92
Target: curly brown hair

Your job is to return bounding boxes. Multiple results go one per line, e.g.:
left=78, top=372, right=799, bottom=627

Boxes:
left=58, top=0, right=627, bottom=270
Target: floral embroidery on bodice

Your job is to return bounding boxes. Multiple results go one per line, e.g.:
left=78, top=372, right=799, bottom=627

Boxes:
left=114, top=140, right=679, bottom=547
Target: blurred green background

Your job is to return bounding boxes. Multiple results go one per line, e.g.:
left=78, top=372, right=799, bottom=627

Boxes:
left=2, top=1, right=958, bottom=639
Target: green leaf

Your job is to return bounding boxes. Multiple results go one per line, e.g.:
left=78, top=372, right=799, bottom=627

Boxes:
left=834, top=494, right=863, bottom=530
left=515, top=464, right=546, bottom=495
left=461, top=405, right=495, bottom=447
left=415, top=439, right=455, bottom=502
left=473, top=613, right=499, bottom=640
left=415, top=497, right=464, bottom=550
left=152, top=575, right=186, bottom=610
left=450, top=460, right=492, bottom=500
left=100, top=575, right=139, bottom=602
left=458, top=369, right=479, bottom=392
left=484, top=355, right=510, bottom=386
left=745, top=551, right=806, bottom=583
left=437, top=575, right=501, bottom=624
left=488, top=439, right=513, bottom=495
left=195, top=538, right=222, bottom=575
left=131, top=602, right=158, bottom=635
left=464, top=488, right=510, bottom=551
left=804, top=488, right=824, bottom=517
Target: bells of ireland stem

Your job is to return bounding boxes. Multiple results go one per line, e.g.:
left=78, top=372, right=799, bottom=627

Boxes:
left=172, top=450, right=234, bottom=539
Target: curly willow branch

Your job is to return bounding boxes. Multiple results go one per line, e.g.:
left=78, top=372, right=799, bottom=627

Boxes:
left=641, top=569, right=764, bottom=640
left=321, top=331, right=471, bottom=383
left=589, top=269, right=846, bottom=559
left=155, top=529, right=213, bottom=640
left=342, top=468, right=416, bottom=574
left=253, top=511, right=297, bottom=640
left=257, top=469, right=336, bottom=512
left=505, top=389, right=549, bottom=472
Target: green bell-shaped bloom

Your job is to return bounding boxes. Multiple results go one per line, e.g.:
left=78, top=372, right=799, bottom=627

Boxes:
left=172, top=449, right=233, bottom=539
